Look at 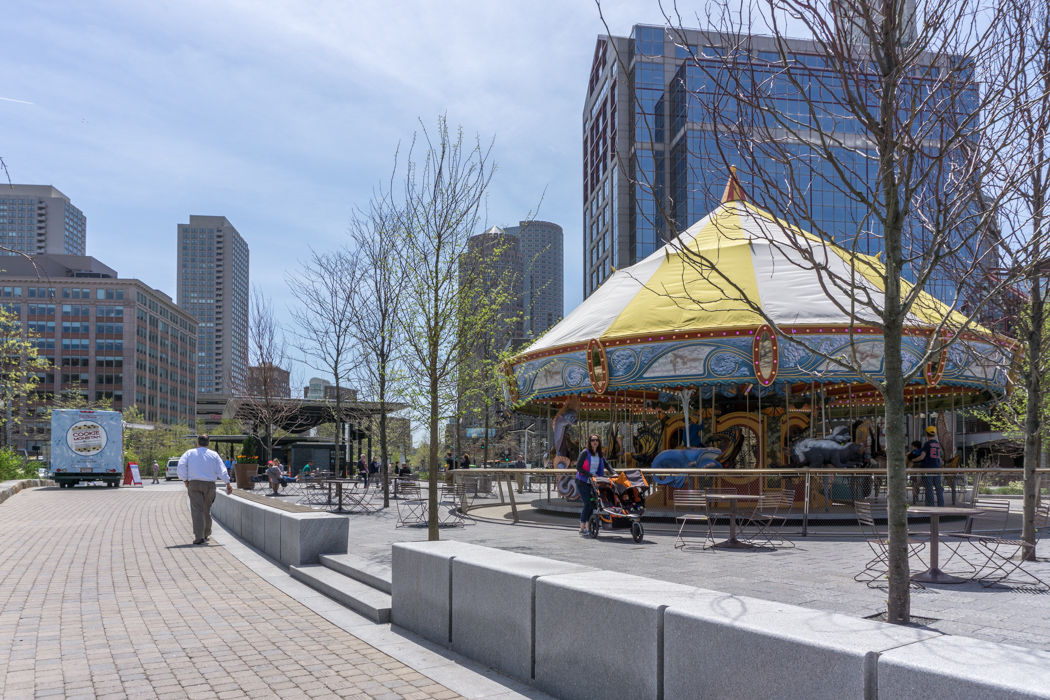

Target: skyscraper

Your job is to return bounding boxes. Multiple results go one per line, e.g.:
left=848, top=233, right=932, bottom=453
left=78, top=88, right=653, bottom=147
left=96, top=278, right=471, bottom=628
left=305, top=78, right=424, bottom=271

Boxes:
left=582, top=24, right=970, bottom=302
left=176, top=215, right=249, bottom=397
left=0, top=185, right=86, bottom=257
left=504, top=220, right=564, bottom=336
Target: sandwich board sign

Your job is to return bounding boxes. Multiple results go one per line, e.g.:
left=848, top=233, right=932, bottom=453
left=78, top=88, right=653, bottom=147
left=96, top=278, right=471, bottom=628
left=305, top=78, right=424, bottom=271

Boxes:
left=123, top=462, right=143, bottom=487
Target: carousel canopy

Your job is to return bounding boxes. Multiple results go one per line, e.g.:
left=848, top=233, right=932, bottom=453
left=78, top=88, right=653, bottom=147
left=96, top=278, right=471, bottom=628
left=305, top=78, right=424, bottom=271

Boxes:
left=508, top=177, right=1010, bottom=410
left=534, top=198, right=973, bottom=352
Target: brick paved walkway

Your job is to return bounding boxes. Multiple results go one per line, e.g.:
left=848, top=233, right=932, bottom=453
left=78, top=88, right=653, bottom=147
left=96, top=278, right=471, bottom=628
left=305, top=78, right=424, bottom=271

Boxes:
left=0, top=486, right=462, bottom=700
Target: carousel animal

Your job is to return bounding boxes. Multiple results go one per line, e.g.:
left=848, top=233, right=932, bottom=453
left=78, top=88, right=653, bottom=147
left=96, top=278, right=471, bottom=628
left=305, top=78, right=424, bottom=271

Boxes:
left=651, top=447, right=722, bottom=488
left=791, top=438, right=868, bottom=469
left=550, top=395, right=580, bottom=469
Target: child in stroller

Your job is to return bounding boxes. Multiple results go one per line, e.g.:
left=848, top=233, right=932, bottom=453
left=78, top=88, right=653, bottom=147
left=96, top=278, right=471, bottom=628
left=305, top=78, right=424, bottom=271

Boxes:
left=587, top=469, right=650, bottom=542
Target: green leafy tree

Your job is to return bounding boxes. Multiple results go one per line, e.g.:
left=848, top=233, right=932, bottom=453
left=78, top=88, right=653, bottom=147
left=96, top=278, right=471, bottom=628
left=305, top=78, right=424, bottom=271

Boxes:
left=0, top=304, right=47, bottom=447
left=394, top=117, right=515, bottom=540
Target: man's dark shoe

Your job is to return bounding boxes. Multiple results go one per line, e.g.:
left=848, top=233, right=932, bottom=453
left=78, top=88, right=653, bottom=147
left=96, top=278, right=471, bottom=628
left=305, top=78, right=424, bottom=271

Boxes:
left=193, top=539, right=206, bottom=545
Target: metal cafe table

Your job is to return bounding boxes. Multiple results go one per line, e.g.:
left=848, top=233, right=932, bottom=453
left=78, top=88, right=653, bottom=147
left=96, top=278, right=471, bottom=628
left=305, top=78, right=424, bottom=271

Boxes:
left=908, top=505, right=984, bottom=584
left=703, top=493, right=763, bottom=549
left=321, top=478, right=367, bottom=513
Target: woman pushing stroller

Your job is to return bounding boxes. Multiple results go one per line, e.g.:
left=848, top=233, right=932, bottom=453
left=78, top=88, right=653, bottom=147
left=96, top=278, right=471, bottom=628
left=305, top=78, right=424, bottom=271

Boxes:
left=576, top=434, right=612, bottom=536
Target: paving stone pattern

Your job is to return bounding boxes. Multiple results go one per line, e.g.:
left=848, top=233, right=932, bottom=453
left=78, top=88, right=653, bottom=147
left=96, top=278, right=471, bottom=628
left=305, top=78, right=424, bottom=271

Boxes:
left=0, top=486, right=462, bottom=700
left=335, top=488, right=1050, bottom=653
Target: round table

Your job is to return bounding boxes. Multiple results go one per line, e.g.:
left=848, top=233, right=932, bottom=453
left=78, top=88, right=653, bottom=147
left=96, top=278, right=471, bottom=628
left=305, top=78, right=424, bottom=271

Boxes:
left=703, top=494, right=763, bottom=549
left=908, top=505, right=983, bottom=584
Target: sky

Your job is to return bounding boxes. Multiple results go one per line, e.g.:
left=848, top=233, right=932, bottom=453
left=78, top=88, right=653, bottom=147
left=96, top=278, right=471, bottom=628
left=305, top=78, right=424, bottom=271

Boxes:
left=0, top=1, right=681, bottom=328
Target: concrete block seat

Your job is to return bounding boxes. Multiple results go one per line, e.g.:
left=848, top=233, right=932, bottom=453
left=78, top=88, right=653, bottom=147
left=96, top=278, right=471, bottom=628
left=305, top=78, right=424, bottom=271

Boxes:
left=662, top=594, right=938, bottom=700
left=878, top=635, right=1050, bottom=700
left=451, top=547, right=595, bottom=683
left=213, top=491, right=348, bottom=566
left=533, top=570, right=720, bottom=700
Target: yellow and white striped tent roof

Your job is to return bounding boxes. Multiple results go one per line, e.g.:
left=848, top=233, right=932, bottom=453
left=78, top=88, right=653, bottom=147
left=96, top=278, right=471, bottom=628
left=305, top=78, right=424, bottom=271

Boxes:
left=530, top=198, right=972, bottom=354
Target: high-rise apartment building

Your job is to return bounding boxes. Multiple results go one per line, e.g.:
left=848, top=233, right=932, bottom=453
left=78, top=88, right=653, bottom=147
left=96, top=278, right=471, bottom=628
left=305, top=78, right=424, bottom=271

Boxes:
left=0, top=254, right=198, bottom=453
left=582, top=24, right=972, bottom=302
left=0, top=185, right=86, bottom=257
left=504, top=220, right=564, bottom=336
left=176, top=216, right=249, bottom=397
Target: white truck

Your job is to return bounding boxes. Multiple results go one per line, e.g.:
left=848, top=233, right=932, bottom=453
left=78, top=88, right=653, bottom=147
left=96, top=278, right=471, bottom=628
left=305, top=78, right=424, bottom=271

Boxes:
left=50, top=409, right=125, bottom=488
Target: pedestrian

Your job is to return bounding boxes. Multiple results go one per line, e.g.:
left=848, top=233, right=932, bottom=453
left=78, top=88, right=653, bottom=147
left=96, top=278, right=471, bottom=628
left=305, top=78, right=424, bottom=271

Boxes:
left=357, top=453, right=369, bottom=488
left=444, top=451, right=455, bottom=472
left=265, top=460, right=284, bottom=495
left=919, top=425, right=944, bottom=507
left=575, top=434, right=608, bottom=536
left=461, top=452, right=471, bottom=470
left=512, top=453, right=526, bottom=493
left=151, top=460, right=160, bottom=484
left=176, top=435, right=232, bottom=545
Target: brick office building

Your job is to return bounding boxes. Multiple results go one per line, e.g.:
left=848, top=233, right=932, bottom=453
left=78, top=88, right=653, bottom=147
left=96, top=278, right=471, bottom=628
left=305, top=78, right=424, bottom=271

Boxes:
left=0, top=255, right=198, bottom=454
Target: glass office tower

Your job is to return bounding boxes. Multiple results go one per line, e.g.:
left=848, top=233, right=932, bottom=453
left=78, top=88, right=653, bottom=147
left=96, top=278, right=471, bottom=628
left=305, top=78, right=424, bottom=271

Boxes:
left=582, top=24, right=980, bottom=303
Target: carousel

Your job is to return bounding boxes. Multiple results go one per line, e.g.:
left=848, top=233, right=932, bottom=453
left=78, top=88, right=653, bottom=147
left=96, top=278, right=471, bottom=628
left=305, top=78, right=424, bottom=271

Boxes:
left=505, top=175, right=1012, bottom=512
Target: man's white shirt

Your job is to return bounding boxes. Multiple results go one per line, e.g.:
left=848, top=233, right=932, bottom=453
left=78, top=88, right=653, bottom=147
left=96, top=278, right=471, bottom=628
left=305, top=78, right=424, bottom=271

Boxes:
left=177, top=447, right=231, bottom=483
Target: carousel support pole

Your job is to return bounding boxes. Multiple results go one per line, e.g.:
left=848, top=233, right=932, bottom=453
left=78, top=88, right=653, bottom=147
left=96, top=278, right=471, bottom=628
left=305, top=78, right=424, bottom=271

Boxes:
left=802, top=468, right=811, bottom=536
left=757, top=384, right=764, bottom=477
left=682, top=388, right=693, bottom=448
left=546, top=401, right=552, bottom=504
left=810, top=382, right=816, bottom=439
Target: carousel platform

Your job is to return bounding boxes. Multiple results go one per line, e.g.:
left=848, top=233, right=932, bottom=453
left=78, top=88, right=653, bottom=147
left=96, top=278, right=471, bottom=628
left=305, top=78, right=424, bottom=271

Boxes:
left=531, top=496, right=888, bottom=523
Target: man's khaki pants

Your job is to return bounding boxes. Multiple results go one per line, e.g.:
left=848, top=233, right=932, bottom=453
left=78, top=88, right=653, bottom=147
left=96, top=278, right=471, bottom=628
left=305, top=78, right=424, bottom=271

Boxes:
left=187, top=480, right=217, bottom=541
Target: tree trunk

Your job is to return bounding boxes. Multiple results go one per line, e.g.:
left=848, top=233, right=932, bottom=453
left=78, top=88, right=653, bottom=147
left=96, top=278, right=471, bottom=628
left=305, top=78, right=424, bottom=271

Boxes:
left=428, top=366, right=440, bottom=541
left=1023, top=273, right=1042, bottom=560
left=380, top=371, right=390, bottom=509
left=334, top=377, right=343, bottom=479
left=883, top=324, right=911, bottom=623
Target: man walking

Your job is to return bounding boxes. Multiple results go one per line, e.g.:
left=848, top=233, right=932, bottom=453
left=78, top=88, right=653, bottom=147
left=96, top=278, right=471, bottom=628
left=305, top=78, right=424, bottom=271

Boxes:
left=357, top=453, right=369, bottom=488
left=177, top=435, right=232, bottom=545
left=919, top=425, right=944, bottom=508
left=151, top=460, right=160, bottom=484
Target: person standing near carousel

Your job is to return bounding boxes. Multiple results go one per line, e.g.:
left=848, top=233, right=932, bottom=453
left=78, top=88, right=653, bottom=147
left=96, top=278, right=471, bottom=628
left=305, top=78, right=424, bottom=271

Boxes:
left=575, top=434, right=610, bottom=536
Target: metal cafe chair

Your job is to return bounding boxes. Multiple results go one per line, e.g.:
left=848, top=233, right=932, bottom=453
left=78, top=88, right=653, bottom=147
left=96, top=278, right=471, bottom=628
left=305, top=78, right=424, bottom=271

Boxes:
left=395, top=483, right=427, bottom=527
left=672, top=490, right=714, bottom=550
left=854, top=501, right=927, bottom=588
left=966, top=502, right=1050, bottom=590
left=940, top=498, right=1011, bottom=576
left=743, top=490, right=796, bottom=549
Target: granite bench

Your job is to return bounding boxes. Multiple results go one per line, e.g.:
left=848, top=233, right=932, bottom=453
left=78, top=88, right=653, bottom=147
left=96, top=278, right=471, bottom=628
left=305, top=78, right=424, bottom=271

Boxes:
left=390, top=541, right=1050, bottom=700
left=213, top=490, right=347, bottom=566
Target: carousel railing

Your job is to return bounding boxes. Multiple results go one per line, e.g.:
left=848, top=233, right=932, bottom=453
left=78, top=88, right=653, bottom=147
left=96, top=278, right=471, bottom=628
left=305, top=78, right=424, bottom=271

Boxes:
left=452, top=467, right=1050, bottom=537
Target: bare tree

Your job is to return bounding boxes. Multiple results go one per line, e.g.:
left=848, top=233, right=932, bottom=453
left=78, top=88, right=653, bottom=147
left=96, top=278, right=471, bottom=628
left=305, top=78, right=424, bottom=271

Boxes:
left=982, top=0, right=1050, bottom=559
left=350, top=197, right=406, bottom=508
left=593, top=0, right=1042, bottom=623
left=394, top=116, right=512, bottom=540
left=288, top=249, right=362, bottom=478
left=231, top=287, right=301, bottom=467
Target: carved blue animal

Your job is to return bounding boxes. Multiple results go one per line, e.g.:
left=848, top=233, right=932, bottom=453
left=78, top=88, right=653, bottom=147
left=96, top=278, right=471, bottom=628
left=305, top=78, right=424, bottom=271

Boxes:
left=651, top=447, right=722, bottom=487
left=791, top=439, right=866, bottom=469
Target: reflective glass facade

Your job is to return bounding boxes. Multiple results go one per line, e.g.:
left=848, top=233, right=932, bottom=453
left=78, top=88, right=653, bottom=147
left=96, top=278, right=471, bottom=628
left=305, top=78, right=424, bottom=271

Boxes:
left=583, top=25, right=981, bottom=303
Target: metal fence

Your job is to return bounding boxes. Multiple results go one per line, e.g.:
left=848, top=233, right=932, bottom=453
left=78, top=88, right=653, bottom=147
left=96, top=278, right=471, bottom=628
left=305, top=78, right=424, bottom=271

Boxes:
left=452, top=467, right=1049, bottom=537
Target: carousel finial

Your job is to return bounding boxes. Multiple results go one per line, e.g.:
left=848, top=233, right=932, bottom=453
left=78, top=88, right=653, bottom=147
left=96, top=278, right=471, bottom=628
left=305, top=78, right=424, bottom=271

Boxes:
left=721, top=166, right=747, bottom=204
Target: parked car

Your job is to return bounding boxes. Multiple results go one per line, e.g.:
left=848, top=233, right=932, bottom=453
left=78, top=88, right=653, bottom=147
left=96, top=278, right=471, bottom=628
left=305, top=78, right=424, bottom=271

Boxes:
left=165, top=458, right=180, bottom=481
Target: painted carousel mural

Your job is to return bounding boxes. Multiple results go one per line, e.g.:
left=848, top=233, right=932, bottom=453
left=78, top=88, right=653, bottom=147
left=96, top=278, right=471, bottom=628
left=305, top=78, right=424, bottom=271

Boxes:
left=505, top=177, right=1012, bottom=511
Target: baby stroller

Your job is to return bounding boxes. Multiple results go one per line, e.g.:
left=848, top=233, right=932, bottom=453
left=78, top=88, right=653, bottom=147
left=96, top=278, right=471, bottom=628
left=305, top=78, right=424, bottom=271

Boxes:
left=586, top=469, right=650, bottom=542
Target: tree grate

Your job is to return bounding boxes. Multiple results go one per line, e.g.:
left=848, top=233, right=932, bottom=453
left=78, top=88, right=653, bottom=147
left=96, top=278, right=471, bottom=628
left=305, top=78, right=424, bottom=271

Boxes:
left=864, top=612, right=939, bottom=626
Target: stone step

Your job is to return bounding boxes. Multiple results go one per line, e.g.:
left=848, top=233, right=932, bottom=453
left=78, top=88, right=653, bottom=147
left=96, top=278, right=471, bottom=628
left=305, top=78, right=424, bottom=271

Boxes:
left=319, top=553, right=392, bottom=594
left=290, top=565, right=391, bottom=623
